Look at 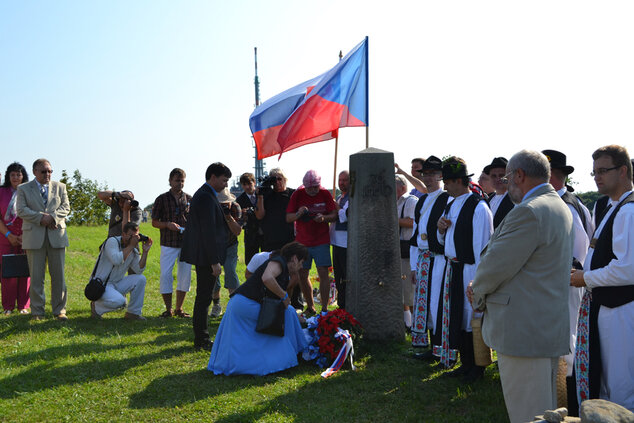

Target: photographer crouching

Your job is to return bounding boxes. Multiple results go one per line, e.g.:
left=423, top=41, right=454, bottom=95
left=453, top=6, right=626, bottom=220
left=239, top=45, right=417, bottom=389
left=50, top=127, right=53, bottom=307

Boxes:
left=90, top=222, right=153, bottom=320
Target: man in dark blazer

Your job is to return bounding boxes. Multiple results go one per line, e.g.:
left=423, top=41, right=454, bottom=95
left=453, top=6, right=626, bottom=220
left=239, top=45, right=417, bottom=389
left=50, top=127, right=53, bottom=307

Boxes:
left=181, top=162, right=231, bottom=351
left=16, top=158, right=71, bottom=321
left=468, top=150, right=574, bottom=423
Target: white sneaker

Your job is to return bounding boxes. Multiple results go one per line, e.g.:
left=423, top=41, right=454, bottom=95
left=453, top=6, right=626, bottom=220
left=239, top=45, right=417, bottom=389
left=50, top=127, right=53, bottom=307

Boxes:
left=210, top=304, right=222, bottom=317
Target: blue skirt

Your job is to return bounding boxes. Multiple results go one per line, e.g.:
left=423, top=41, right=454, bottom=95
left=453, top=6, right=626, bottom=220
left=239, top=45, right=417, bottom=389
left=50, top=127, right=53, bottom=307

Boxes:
left=208, top=294, right=308, bottom=376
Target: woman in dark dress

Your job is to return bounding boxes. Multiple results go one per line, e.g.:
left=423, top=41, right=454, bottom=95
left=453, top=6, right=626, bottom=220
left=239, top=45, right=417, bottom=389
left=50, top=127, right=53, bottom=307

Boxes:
left=208, top=242, right=309, bottom=376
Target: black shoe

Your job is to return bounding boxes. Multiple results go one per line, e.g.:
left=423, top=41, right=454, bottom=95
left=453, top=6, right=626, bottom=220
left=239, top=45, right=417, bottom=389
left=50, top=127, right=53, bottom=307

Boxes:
left=194, top=339, right=213, bottom=351
left=462, top=366, right=485, bottom=383
left=440, top=360, right=457, bottom=370
left=446, top=364, right=471, bottom=377
left=413, top=349, right=437, bottom=361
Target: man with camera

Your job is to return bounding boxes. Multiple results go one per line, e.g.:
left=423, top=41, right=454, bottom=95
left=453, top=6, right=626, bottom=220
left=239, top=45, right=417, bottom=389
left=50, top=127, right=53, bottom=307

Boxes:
left=209, top=188, right=242, bottom=317
left=90, top=222, right=152, bottom=320
left=97, top=190, right=143, bottom=237
left=236, top=172, right=262, bottom=265
left=151, top=168, right=193, bottom=318
left=255, top=168, right=295, bottom=252
left=286, top=170, right=337, bottom=314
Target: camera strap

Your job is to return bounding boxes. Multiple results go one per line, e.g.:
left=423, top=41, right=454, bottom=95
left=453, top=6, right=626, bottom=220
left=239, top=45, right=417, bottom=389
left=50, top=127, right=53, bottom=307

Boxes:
left=90, top=237, right=120, bottom=284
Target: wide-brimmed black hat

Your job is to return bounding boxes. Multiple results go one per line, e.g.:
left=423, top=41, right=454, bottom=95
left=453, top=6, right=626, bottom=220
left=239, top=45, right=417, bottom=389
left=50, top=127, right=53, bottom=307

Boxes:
left=542, top=149, right=574, bottom=175
left=442, top=157, right=473, bottom=180
left=483, top=157, right=508, bottom=175
left=422, top=155, right=443, bottom=172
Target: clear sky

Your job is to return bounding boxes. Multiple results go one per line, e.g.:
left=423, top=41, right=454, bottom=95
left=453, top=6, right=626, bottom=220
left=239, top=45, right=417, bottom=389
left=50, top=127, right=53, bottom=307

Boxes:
left=2, top=1, right=633, bottom=206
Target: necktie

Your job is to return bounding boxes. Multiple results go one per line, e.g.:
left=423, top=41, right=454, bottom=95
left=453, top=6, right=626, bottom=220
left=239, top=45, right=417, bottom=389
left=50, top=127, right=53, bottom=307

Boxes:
left=41, top=185, right=48, bottom=207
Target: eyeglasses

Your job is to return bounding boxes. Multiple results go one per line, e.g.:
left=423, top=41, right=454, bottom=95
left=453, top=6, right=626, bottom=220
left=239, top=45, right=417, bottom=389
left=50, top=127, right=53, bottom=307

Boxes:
left=590, top=166, right=620, bottom=177
left=499, top=171, right=514, bottom=184
left=40, top=169, right=53, bottom=174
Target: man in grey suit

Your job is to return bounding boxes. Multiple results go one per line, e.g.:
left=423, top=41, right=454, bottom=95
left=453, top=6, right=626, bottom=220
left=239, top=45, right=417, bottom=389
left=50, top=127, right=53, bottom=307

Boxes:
left=16, top=158, right=70, bottom=321
left=467, top=150, right=574, bottom=423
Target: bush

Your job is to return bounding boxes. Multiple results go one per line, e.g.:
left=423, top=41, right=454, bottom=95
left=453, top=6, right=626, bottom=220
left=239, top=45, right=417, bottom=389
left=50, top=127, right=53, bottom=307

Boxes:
left=60, top=169, right=110, bottom=225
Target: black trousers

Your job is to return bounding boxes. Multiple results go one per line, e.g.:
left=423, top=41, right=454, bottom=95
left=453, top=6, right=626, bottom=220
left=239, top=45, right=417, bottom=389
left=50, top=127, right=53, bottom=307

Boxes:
left=243, top=232, right=262, bottom=266
left=332, top=245, right=347, bottom=309
left=193, top=265, right=217, bottom=343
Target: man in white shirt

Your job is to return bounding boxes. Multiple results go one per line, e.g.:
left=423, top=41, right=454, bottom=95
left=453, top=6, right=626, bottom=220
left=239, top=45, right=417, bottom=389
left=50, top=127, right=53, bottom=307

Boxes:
left=396, top=175, right=418, bottom=330
left=91, top=222, right=153, bottom=320
left=483, top=157, right=514, bottom=229
left=409, top=156, right=449, bottom=357
left=571, top=145, right=634, bottom=412
left=330, top=170, right=350, bottom=309
left=542, top=149, right=594, bottom=413
left=437, top=157, right=493, bottom=382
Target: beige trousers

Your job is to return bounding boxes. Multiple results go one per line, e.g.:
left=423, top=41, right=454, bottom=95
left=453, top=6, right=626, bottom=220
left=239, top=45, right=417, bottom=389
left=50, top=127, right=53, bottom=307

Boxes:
left=26, top=232, right=67, bottom=316
left=497, top=353, right=558, bottom=423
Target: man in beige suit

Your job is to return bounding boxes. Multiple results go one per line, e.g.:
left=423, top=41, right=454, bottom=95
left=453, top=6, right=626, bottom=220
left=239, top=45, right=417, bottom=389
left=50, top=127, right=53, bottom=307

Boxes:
left=467, top=150, right=574, bottom=423
left=16, top=159, right=70, bottom=321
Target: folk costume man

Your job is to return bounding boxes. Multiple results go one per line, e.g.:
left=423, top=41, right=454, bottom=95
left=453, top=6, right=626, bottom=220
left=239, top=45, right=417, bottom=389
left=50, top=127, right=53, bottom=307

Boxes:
left=571, top=145, right=634, bottom=412
left=468, top=150, right=574, bottom=423
left=409, top=156, right=450, bottom=356
left=436, top=157, right=493, bottom=382
left=483, top=157, right=514, bottom=229
left=542, top=149, right=593, bottom=414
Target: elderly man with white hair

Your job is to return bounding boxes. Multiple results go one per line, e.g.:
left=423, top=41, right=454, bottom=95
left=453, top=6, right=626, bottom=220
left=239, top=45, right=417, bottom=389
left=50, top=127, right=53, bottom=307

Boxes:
left=468, top=149, right=574, bottom=423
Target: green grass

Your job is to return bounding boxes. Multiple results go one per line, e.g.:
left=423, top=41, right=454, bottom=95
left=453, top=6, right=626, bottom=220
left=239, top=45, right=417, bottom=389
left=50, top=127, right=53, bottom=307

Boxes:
left=0, top=224, right=507, bottom=422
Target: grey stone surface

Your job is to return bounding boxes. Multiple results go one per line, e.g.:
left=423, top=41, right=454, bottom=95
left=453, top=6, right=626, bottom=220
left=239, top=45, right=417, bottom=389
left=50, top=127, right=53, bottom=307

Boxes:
left=346, top=148, right=404, bottom=340
left=580, top=399, right=634, bottom=423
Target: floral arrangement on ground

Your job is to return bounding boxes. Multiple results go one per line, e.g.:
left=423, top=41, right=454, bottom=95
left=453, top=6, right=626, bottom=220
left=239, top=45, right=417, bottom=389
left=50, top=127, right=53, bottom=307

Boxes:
left=302, top=308, right=364, bottom=370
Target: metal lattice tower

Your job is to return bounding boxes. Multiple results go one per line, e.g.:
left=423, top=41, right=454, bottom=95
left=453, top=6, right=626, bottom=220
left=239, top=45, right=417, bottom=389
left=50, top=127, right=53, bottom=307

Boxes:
left=253, top=47, right=265, bottom=181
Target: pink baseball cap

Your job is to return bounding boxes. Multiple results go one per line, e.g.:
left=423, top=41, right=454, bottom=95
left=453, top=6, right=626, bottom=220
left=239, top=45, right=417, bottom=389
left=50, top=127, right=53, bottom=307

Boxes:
left=302, top=170, right=321, bottom=188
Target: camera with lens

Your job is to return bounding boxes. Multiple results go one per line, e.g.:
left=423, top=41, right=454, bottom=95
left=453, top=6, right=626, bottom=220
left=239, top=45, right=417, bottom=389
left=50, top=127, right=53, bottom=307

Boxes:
left=257, top=174, right=277, bottom=197
left=130, top=200, right=139, bottom=208
left=298, top=208, right=313, bottom=222
left=221, top=203, right=231, bottom=215
left=138, top=233, right=149, bottom=243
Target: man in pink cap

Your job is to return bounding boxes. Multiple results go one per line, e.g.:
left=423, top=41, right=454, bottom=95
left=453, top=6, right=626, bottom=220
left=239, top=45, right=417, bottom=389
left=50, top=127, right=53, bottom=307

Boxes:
left=286, top=170, right=337, bottom=314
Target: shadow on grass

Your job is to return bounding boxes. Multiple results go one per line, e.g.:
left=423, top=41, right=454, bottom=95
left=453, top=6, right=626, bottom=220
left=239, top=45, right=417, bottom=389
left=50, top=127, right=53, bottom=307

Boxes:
left=128, top=360, right=319, bottom=409
left=0, top=343, right=188, bottom=399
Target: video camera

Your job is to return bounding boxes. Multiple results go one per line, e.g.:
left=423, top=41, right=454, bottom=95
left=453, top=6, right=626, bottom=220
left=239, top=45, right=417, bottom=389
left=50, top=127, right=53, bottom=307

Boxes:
left=257, top=174, right=278, bottom=197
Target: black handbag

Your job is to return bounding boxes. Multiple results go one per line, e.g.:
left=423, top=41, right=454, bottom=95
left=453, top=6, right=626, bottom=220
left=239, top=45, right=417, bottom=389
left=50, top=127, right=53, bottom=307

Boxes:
left=84, top=277, right=107, bottom=301
left=84, top=239, right=118, bottom=301
left=1, top=254, right=30, bottom=278
left=255, top=297, right=286, bottom=337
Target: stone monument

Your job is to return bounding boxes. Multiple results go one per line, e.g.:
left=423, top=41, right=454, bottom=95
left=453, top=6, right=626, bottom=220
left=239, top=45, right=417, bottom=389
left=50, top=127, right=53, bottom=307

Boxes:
left=346, top=147, right=404, bottom=340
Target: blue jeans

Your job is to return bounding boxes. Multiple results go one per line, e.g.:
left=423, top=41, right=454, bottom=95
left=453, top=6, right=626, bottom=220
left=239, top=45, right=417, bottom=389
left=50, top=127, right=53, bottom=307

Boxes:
left=215, top=242, right=240, bottom=292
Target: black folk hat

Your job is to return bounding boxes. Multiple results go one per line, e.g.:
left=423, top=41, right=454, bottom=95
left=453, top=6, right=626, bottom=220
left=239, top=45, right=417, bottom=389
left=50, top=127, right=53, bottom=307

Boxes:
left=542, top=149, right=574, bottom=175
left=483, top=157, right=508, bottom=175
left=442, top=157, right=473, bottom=180
left=422, top=155, right=443, bottom=172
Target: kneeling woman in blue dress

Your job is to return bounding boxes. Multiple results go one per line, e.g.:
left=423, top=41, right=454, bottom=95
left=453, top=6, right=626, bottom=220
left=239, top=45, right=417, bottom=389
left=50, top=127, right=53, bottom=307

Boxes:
left=208, top=241, right=309, bottom=376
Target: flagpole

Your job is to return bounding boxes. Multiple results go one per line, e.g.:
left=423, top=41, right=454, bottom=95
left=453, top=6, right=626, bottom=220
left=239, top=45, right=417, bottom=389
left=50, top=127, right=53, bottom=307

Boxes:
left=333, top=50, right=343, bottom=197
left=365, top=36, right=369, bottom=148
left=333, top=135, right=339, bottom=197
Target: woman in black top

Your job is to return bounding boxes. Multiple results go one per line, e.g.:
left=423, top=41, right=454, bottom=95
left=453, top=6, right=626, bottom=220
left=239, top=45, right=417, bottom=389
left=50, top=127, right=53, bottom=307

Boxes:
left=208, top=242, right=309, bottom=376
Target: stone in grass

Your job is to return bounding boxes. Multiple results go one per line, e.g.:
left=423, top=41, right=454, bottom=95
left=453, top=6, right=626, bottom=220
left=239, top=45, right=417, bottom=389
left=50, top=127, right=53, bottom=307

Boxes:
left=580, top=399, right=634, bottom=423
left=544, top=407, right=569, bottom=422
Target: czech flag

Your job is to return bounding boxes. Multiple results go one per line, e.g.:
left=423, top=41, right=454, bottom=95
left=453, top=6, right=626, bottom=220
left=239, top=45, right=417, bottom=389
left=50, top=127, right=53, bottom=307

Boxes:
left=249, top=37, right=368, bottom=160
